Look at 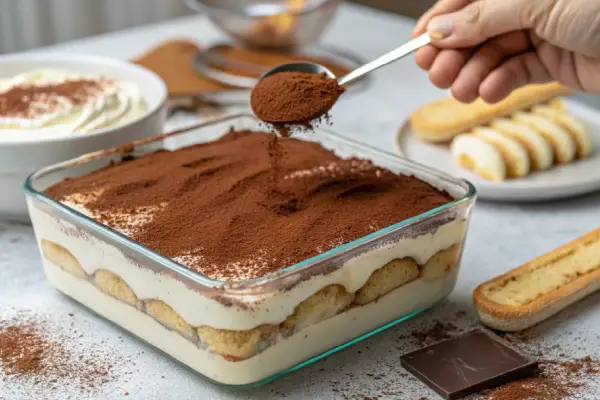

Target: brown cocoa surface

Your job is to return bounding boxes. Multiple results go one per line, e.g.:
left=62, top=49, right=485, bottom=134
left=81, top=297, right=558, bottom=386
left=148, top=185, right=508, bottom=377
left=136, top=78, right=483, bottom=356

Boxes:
left=45, top=130, right=452, bottom=281
left=250, top=71, right=346, bottom=135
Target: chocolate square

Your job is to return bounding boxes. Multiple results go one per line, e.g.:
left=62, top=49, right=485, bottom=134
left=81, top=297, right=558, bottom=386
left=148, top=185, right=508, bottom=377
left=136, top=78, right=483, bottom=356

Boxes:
left=400, top=329, right=538, bottom=400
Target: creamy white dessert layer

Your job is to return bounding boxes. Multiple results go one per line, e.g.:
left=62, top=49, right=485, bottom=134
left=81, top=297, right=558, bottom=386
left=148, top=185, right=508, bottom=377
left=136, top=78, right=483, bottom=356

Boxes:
left=43, top=257, right=458, bottom=385
left=0, top=69, right=146, bottom=141
left=29, top=203, right=467, bottom=331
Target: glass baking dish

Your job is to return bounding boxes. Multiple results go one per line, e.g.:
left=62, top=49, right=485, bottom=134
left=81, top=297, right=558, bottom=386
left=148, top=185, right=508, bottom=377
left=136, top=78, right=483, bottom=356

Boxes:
left=24, top=114, right=476, bottom=388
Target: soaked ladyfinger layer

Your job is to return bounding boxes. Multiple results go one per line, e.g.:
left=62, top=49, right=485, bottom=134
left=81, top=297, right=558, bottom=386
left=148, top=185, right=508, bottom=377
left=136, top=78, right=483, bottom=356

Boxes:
left=474, top=227, right=600, bottom=332
left=40, top=238, right=461, bottom=360
left=41, top=256, right=459, bottom=385
left=354, top=258, right=419, bottom=305
left=145, top=299, right=198, bottom=342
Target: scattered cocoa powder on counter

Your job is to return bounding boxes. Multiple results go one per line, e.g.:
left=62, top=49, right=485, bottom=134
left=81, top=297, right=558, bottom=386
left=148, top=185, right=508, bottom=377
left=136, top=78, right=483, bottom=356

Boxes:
left=0, top=311, right=126, bottom=398
left=409, top=322, right=464, bottom=346
left=250, top=71, right=346, bottom=136
left=496, top=330, right=529, bottom=344
left=482, top=374, right=570, bottom=400
left=0, top=322, right=46, bottom=376
left=481, top=357, right=600, bottom=400
left=45, top=130, right=453, bottom=282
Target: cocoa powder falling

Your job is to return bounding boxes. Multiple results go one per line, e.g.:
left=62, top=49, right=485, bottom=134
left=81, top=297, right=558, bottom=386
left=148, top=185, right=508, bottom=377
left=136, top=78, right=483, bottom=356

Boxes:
left=250, top=71, right=346, bottom=136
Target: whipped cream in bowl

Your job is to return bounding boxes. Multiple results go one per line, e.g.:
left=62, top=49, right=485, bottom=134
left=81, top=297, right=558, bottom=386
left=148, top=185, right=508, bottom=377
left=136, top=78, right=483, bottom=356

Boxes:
left=0, top=53, right=167, bottom=221
left=0, top=69, right=147, bottom=141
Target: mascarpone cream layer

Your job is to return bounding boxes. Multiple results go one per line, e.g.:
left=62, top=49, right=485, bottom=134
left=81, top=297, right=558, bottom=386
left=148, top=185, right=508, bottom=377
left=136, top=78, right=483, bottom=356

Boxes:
left=29, top=201, right=467, bottom=331
left=43, top=258, right=458, bottom=385
left=0, top=69, right=146, bottom=141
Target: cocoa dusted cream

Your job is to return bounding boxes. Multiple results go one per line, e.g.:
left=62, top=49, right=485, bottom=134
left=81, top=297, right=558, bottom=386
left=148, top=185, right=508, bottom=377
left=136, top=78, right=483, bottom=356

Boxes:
left=45, top=130, right=452, bottom=281
left=0, top=69, right=146, bottom=140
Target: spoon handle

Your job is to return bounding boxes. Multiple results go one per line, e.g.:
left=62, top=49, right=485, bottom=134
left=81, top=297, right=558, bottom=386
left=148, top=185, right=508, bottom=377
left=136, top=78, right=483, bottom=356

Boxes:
left=337, top=33, right=431, bottom=86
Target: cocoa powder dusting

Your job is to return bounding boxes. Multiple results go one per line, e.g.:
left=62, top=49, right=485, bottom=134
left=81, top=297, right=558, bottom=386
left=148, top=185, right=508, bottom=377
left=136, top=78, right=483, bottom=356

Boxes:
left=0, top=322, right=45, bottom=376
left=45, top=130, right=453, bottom=281
left=482, top=357, right=600, bottom=400
left=0, top=313, right=120, bottom=396
left=0, top=80, right=104, bottom=118
left=410, top=322, right=460, bottom=345
left=250, top=71, right=346, bottom=136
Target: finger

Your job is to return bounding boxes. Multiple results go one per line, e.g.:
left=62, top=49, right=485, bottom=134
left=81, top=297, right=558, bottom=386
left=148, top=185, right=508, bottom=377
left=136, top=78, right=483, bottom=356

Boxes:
left=452, top=31, right=531, bottom=102
left=537, top=40, right=600, bottom=94
left=429, top=49, right=471, bottom=89
left=479, top=52, right=552, bottom=103
left=536, top=41, right=584, bottom=91
left=427, top=0, right=548, bottom=47
left=415, top=45, right=441, bottom=70
left=412, top=0, right=473, bottom=38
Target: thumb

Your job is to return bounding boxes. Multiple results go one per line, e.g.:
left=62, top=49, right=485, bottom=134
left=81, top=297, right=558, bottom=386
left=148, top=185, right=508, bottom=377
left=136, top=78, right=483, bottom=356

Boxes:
left=427, top=0, right=548, bottom=47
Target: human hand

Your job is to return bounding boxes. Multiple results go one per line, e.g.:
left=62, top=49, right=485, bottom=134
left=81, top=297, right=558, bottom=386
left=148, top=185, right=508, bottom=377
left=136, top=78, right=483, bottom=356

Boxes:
left=412, top=0, right=600, bottom=103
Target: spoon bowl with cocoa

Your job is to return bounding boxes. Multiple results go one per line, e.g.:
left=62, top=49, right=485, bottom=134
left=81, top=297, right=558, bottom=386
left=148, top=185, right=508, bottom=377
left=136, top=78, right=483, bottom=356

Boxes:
left=250, top=33, right=431, bottom=132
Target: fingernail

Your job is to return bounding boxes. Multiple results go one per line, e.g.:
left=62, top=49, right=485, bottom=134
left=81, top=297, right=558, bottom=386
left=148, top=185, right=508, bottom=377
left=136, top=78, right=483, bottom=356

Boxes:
left=428, top=16, right=453, bottom=39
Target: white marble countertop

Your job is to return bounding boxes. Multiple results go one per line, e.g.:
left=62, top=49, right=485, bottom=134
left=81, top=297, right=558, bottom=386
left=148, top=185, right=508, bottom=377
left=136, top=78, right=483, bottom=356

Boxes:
left=2, top=4, right=600, bottom=400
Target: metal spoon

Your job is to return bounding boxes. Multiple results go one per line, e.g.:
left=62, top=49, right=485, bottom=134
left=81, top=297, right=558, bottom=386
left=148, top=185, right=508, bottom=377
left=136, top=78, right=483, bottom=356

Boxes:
left=254, top=33, right=431, bottom=86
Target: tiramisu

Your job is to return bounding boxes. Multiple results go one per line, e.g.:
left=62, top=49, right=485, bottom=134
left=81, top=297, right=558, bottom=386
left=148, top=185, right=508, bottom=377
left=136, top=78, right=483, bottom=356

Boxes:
left=28, top=129, right=472, bottom=385
left=0, top=69, right=146, bottom=141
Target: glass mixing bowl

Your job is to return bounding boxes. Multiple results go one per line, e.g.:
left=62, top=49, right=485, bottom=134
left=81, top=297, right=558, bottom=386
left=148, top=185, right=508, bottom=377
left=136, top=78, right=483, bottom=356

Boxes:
left=185, top=0, right=342, bottom=49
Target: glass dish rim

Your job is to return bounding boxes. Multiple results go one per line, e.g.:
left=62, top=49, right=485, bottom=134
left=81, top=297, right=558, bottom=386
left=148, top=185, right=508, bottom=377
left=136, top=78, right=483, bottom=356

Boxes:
left=24, top=113, right=477, bottom=290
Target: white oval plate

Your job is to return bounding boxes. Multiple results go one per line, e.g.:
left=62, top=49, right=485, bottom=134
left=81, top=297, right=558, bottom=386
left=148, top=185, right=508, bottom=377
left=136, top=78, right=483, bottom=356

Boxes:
left=396, top=98, right=600, bottom=202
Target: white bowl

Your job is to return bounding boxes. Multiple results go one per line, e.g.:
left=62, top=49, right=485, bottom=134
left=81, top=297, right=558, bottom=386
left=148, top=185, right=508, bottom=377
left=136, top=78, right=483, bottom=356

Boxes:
left=0, top=53, right=168, bottom=221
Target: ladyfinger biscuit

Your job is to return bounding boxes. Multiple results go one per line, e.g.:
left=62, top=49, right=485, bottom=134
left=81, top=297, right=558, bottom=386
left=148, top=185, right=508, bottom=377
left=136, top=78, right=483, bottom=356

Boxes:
left=490, top=119, right=554, bottom=171
left=549, top=97, right=568, bottom=111
left=472, top=127, right=530, bottom=178
left=410, top=82, right=572, bottom=143
left=41, top=239, right=86, bottom=278
left=532, top=104, right=593, bottom=158
left=474, top=227, right=600, bottom=332
left=354, top=258, right=419, bottom=305
left=450, top=134, right=506, bottom=181
left=512, top=112, right=576, bottom=164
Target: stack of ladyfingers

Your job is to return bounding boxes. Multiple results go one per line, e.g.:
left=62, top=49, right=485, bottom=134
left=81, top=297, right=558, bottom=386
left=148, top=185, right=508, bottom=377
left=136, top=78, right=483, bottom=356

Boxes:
left=474, top=227, right=600, bottom=331
left=410, top=83, right=594, bottom=182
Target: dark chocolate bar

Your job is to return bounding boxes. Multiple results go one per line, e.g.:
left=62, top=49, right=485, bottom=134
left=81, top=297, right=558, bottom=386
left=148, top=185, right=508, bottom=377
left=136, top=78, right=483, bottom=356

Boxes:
left=400, top=329, right=538, bottom=399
